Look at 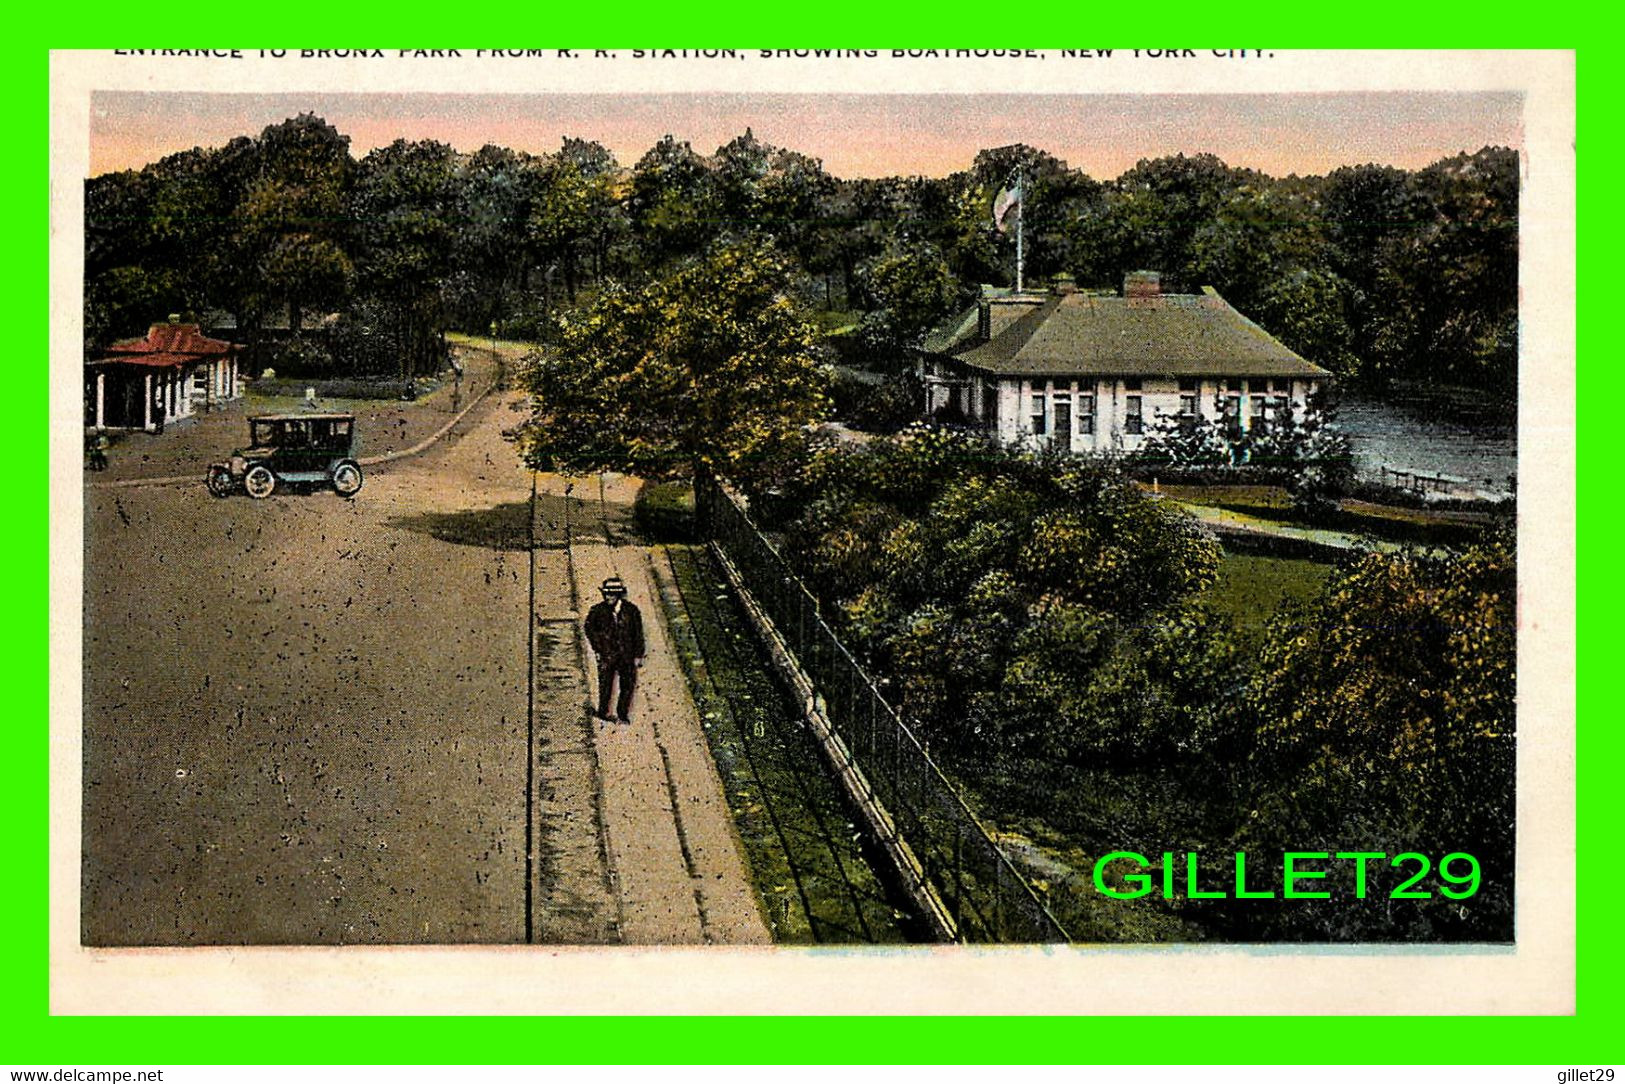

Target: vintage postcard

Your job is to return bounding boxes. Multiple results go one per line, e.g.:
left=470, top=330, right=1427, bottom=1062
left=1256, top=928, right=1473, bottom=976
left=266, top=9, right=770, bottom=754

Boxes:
left=49, top=49, right=1575, bottom=1013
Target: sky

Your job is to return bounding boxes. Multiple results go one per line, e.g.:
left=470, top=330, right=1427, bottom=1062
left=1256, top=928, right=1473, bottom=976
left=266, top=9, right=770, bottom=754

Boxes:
left=89, top=91, right=1523, bottom=180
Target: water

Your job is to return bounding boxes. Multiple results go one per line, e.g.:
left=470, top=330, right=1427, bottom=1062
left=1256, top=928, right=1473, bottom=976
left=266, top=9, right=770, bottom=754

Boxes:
left=1336, top=387, right=1517, bottom=499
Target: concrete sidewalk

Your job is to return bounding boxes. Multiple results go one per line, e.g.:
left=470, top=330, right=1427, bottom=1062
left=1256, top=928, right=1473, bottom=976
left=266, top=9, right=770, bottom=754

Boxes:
left=539, top=472, right=771, bottom=946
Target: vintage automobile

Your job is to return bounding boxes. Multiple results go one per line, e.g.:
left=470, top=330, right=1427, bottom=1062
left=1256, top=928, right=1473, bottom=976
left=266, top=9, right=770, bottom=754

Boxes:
left=207, top=413, right=364, bottom=499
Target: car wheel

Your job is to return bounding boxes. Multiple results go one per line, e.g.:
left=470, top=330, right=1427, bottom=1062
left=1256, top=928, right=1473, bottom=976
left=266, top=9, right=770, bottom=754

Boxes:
left=243, top=465, right=277, bottom=499
left=206, top=467, right=234, bottom=498
left=332, top=462, right=363, bottom=497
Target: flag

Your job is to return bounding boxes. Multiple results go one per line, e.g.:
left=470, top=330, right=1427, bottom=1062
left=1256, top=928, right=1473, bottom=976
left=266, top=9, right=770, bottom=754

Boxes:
left=992, top=182, right=1022, bottom=232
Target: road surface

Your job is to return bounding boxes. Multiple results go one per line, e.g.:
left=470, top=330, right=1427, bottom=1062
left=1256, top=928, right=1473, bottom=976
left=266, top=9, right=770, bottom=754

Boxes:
left=80, top=381, right=769, bottom=946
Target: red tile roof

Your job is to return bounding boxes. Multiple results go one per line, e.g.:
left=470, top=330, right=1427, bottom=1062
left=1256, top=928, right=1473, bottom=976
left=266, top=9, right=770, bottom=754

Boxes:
left=103, top=323, right=239, bottom=358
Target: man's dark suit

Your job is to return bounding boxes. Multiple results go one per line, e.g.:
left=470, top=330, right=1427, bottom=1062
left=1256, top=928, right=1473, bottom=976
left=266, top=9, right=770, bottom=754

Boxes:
left=585, top=598, right=645, bottom=720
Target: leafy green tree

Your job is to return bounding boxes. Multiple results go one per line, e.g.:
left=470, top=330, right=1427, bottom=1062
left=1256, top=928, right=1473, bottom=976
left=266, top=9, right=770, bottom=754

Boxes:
left=85, top=166, right=165, bottom=346
left=758, top=147, right=836, bottom=260
left=709, top=128, right=772, bottom=228
left=349, top=139, right=459, bottom=377
left=627, top=135, right=720, bottom=264
left=512, top=238, right=830, bottom=486
left=1399, top=147, right=1519, bottom=389
left=1189, top=182, right=1323, bottom=313
left=236, top=113, right=356, bottom=331
left=528, top=138, right=625, bottom=301
left=1239, top=532, right=1516, bottom=939
left=1321, top=149, right=1517, bottom=390
left=1101, top=153, right=1258, bottom=289
left=193, top=135, right=264, bottom=330
left=84, top=141, right=256, bottom=346
left=853, top=242, right=962, bottom=365
left=908, top=174, right=1001, bottom=287
left=820, top=177, right=913, bottom=307
left=966, top=143, right=1101, bottom=284
left=84, top=264, right=178, bottom=350
left=779, top=436, right=1229, bottom=766
left=449, top=144, right=543, bottom=329
left=1320, top=162, right=1421, bottom=298
left=1251, top=266, right=1360, bottom=378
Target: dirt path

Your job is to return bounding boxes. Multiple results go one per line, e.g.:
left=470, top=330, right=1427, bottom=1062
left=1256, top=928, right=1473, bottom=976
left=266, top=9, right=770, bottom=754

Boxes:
left=81, top=376, right=766, bottom=946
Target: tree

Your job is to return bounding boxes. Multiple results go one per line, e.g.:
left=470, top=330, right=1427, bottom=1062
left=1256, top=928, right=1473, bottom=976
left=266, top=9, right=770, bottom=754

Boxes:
left=821, top=177, right=914, bottom=306
left=966, top=143, right=1101, bottom=284
left=627, top=135, right=720, bottom=265
left=84, top=142, right=252, bottom=347
left=1188, top=181, right=1323, bottom=314
left=349, top=139, right=460, bottom=377
left=853, top=242, right=962, bottom=366
left=1321, top=149, right=1518, bottom=391
left=449, top=144, right=542, bottom=329
left=1070, top=153, right=1258, bottom=292
left=236, top=113, right=356, bottom=332
left=529, top=138, right=625, bottom=301
left=1251, top=266, right=1359, bottom=379
left=758, top=147, right=836, bottom=262
left=511, top=238, right=830, bottom=486
left=709, top=128, right=772, bottom=229
left=777, top=435, right=1229, bottom=766
left=1239, top=532, right=1516, bottom=939
left=85, top=167, right=163, bottom=348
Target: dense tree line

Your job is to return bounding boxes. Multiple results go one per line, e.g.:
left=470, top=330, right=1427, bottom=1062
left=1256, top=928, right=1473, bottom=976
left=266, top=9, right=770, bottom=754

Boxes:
left=86, top=114, right=1517, bottom=391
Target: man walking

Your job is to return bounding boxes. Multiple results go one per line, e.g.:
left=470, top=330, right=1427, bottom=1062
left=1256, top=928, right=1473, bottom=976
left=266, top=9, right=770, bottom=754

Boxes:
left=585, top=575, right=645, bottom=724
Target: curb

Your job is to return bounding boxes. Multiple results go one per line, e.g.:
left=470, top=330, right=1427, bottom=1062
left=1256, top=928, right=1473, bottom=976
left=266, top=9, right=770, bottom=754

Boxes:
left=86, top=351, right=509, bottom=491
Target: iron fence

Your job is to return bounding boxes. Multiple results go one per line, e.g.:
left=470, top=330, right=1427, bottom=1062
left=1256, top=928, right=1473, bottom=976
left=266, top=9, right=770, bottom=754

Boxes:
left=697, top=474, right=1069, bottom=943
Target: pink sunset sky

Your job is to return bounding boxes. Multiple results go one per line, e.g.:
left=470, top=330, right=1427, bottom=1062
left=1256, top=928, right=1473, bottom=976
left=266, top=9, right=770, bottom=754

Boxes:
left=89, top=91, right=1522, bottom=180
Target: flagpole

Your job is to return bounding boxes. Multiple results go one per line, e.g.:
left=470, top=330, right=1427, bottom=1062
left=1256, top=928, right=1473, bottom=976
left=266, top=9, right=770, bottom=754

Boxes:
left=1015, top=169, right=1025, bottom=293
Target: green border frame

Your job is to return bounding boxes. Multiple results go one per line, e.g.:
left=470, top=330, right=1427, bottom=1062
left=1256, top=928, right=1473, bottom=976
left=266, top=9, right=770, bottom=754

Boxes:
left=26, top=20, right=1598, bottom=1065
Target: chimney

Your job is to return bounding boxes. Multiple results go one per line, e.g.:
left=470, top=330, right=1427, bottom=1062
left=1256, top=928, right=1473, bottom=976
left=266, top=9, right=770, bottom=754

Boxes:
left=1123, top=271, right=1161, bottom=298
left=1050, top=273, right=1078, bottom=296
left=168, top=313, right=182, bottom=323
left=977, top=300, right=992, bottom=341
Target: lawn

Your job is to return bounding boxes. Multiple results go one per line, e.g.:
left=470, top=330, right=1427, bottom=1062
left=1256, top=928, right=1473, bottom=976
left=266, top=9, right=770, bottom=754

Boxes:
left=1203, top=547, right=1336, bottom=642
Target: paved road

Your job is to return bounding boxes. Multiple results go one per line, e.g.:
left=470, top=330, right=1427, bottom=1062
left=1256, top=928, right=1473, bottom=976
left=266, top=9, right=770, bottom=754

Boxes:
left=86, top=343, right=503, bottom=485
left=81, top=381, right=767, bottom=946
